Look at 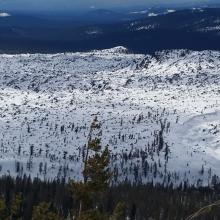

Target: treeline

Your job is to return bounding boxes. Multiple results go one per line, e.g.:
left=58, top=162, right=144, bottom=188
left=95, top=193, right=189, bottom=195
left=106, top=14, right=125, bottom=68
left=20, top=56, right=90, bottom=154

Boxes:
left=0, top=175, right=220, bottom=219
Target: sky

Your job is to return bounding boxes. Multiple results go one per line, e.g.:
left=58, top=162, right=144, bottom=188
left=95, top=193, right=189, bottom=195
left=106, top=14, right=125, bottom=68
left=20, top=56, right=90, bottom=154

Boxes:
left=0, top=0, right=217, bottom=11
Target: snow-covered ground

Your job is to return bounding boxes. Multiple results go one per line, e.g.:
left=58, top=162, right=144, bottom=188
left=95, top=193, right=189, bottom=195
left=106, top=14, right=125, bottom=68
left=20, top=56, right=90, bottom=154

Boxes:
left=0, top=47, right=220, bottom=186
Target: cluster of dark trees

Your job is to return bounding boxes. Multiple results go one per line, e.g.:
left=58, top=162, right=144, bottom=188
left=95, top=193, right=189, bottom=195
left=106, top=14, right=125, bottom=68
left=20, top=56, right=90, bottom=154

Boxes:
left=1, top=175, right=220, bottom=219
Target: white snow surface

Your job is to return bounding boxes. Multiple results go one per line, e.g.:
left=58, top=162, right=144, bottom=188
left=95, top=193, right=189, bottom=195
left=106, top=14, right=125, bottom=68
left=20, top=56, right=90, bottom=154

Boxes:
left=0, top=12, right=10, bottom=17
left=0, top=47, right=220, bottom=186
left=198, top=26, right=220, bottom=32
left=148, top=13, right=158, bottom=17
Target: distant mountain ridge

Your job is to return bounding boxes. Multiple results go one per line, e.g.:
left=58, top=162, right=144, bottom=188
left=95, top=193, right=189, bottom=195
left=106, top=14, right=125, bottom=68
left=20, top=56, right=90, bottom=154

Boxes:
left=0, top=8, right=219, bottom=53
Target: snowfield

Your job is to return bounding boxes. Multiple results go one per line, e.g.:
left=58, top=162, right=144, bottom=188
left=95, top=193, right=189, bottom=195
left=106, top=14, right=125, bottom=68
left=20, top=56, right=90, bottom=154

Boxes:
left=0, top=47, right=220, bottom=186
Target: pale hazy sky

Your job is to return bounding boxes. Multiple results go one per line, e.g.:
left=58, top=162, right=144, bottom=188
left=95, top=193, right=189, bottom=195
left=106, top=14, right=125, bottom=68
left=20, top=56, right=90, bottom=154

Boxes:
left=0, top=0, right=216, bottom=11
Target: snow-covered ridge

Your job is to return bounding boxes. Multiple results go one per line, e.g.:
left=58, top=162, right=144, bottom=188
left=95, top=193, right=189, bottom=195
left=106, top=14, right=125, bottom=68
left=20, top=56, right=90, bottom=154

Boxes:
left=0, top=47, right=220, bottom=186
left=92, top=46, right=128, bottom=54
left=0, top=12, right=10, bottom=17
left=148, top=13, right=158, bottom=17
left=198, top=25, right=220, bottom=32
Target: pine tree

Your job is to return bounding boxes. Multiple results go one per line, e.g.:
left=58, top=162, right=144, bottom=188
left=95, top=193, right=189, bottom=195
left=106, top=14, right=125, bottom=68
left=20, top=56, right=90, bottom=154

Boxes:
left=69, top=117, right=111, bottom=220
left=110, top=202, right=125, bottom=220
left=10, top=194, right=23, bottom=220
left=32, top=202, right=62, bottom=220
left=0, top=197, right=8, bottom=219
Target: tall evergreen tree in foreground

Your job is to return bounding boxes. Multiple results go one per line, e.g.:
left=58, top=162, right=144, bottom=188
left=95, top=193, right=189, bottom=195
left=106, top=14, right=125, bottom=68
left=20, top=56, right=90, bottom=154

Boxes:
left=69, top=117, right=113, bottom=220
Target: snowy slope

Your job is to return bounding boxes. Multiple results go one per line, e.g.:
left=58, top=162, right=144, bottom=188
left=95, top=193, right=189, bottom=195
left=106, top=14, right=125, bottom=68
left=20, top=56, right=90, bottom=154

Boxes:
left=0, top=47, right=220, bottom=186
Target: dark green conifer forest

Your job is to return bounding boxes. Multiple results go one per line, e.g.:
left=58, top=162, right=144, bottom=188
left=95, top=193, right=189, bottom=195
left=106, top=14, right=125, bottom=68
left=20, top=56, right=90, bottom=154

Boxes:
left=0, top=176, right=220, bottom=219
